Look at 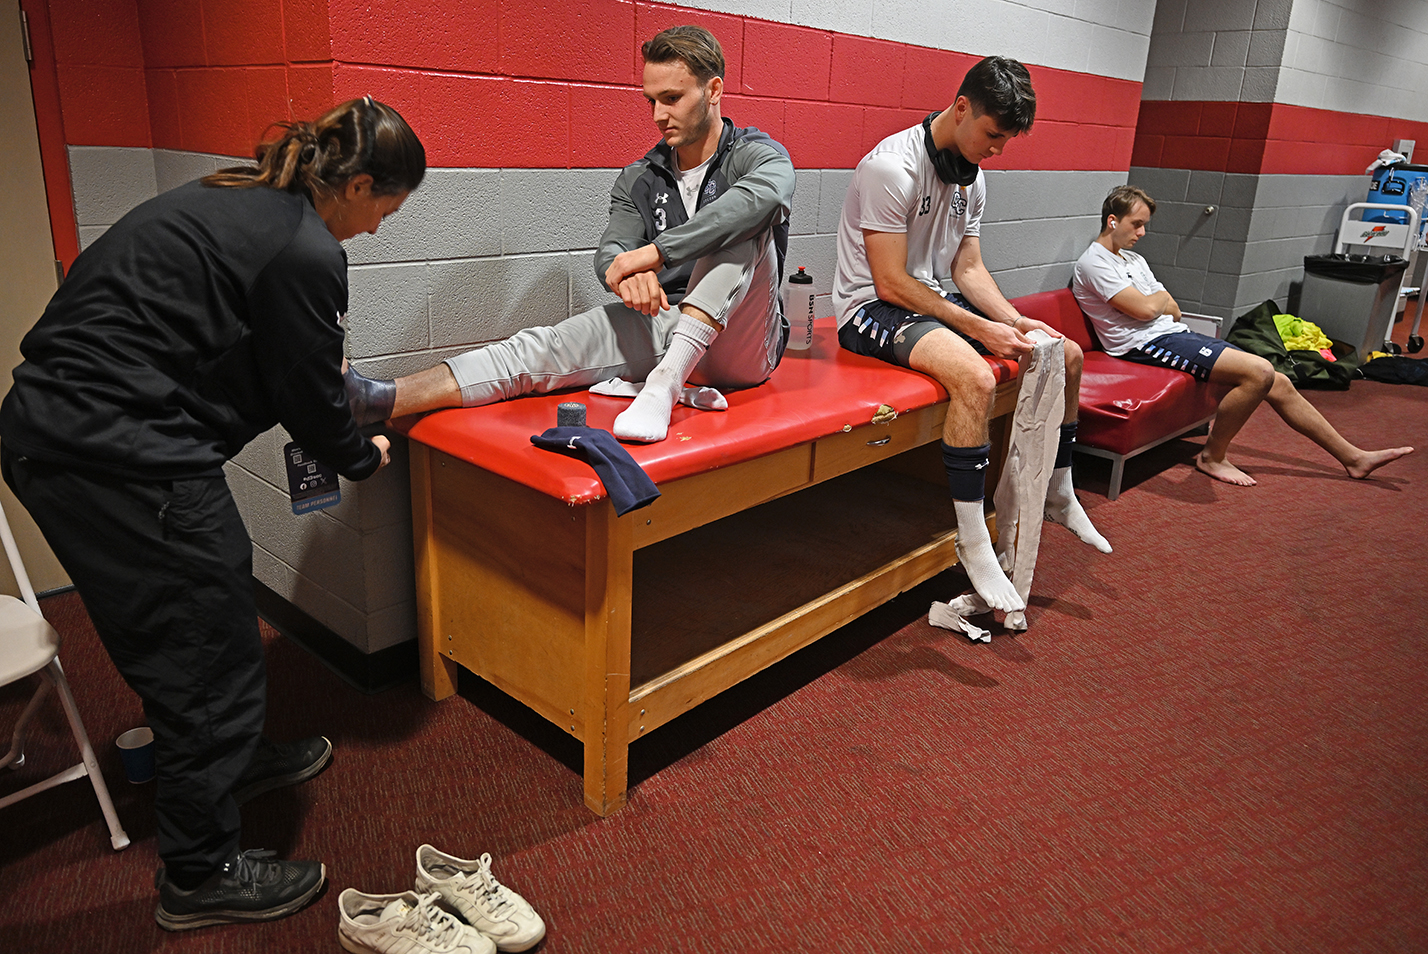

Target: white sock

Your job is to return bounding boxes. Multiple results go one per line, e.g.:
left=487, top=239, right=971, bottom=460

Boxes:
left=614, top=314, right=718, bottom=443
left=953, top=499, right=1024, bottom=612
left=1044, top=466, right=1112, bottom=553
left=591, top=377, right=728, bottom=410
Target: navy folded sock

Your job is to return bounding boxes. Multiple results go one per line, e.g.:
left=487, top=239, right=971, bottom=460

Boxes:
left=530, top=427, right=661, bottom=516
left=941, top=441, right=991, bottom=502
left=1055, top=421, right=1077, bottom=470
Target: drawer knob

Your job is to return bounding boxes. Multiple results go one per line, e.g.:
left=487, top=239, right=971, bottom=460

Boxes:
left=866, top=436, right=892, bottom=446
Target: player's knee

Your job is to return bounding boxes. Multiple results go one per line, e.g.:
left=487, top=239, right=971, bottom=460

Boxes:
left=1247, top=356, right=1275, bottom=394
left=961, top=361, right=998, bottom=400
left=933, top=359, right=995, bottom=406
left=1062, top=338, right=1084, bottom=376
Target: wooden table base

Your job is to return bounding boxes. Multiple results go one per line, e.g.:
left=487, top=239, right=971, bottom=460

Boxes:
left=411, top=381, right=1017, bottom=815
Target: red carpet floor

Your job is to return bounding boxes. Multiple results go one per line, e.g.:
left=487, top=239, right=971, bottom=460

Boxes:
left=1, top=377, right=1425, bottom=953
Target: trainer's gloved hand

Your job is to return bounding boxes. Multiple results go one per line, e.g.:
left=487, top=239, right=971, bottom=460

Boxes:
left=344, top=365, right=397, bottom=426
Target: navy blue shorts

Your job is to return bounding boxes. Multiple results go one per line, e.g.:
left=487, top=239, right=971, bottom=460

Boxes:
left=838, top=292, right=992, bottom=367
left=1118, top=331, right=1241, bottom=382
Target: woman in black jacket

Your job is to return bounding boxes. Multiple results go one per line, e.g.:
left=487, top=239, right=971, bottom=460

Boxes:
left=1, top=96, right=423, bottom=931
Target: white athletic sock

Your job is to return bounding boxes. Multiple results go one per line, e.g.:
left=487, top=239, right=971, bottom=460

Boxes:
left=1044, top=466, right=1112, bottom=553
left=614, top=314, right=718, bottom=442
left=953, top=499, right=1025, bottom=612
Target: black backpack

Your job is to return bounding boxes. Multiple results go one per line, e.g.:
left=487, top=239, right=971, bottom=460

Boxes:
left=1358, top=355, right=1428, bottom=386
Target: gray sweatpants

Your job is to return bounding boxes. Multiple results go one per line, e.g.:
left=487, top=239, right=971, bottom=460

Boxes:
left=444, top=232, right=784, bottom=406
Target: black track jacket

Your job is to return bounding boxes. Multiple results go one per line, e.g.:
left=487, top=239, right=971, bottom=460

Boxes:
left=1, top=181, right=381, bottom=482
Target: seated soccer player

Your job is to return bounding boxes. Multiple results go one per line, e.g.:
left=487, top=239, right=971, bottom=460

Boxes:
left=832, top=55, right=1110, bottom=616
left=1072, top=185, right=1413, bottom=486
left=345, top=26, right=793, bottom=445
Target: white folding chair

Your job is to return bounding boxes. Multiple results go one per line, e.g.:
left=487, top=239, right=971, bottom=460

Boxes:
left=0, top=502, right=129, bottom=850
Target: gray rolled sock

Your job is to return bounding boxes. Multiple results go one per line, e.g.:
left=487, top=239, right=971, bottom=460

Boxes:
left=344, top=365, right=397, bottom=425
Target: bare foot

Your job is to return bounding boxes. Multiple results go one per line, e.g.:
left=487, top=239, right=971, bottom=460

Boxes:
left=1345, top=446, right=1415, bottom=479
left=1196, top=454, right=1256, bottom=486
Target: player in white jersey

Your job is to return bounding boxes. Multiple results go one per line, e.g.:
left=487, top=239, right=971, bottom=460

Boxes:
left=1073, top=184, right=1412, bottom=486
left=833, top=56, right=1110, bottom=616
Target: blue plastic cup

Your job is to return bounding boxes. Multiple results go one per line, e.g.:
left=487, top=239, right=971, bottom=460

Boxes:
left=116, top=727, right=155, bottom=784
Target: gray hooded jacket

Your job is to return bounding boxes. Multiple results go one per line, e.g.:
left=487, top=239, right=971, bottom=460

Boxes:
left=594, top=119, right=794, bottom=305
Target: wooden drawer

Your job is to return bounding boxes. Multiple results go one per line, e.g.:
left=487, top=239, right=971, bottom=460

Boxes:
left=810, top=403, right=946, bottom=483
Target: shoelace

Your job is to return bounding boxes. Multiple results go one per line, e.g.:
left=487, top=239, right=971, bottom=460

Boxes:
left=456, top=855, right=517, bottom=918
left=224, top=849, right=280, bottom=886
left=399, top=894, right=469, bottom=946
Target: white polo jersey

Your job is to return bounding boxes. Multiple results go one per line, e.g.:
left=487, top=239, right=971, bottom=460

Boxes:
left=833, top=123, right=985, bottom=328
left=1071, top=242, right=1187, bottom=355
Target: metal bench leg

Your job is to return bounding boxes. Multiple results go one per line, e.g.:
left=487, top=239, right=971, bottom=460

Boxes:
left=1107, top=456, right=1125, bottom=502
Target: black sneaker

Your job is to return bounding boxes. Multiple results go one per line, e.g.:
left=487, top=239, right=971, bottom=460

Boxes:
left=233, top=735, right=333, bottom=805
left=155, top=849, right=325, bottom=931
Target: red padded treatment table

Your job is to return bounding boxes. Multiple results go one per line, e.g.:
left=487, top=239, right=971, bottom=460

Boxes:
left=405, top=319, right=1019, bottom=814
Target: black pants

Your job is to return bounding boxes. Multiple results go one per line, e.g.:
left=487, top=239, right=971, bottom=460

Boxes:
left=4, top=451, right=264, bottom=880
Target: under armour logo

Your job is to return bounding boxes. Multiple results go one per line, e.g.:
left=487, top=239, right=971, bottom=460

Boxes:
left=654, top=193, right=669, bottom=205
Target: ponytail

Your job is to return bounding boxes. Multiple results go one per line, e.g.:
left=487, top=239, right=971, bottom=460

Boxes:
left=204, top=97, right=425, bottom=198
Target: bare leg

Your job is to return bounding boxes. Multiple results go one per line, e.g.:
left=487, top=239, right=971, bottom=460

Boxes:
left=1060, top=336, right=1083, bottom=426
left=1261, top=371, right=1415, bottom=478
left=909, top=330, right=996, bottom=447
left=391, top=364, right=462, bottom=417
left=909, top=330, right=1023, bottom=612
left=1199, top=349, right=1275, bottom=486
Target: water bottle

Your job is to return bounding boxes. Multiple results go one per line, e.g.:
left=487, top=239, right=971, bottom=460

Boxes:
left=783, top=266, right=815, bottom=351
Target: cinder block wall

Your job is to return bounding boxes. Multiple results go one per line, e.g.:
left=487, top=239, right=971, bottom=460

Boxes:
left=42, top=0, right=1156, bottom=660
left=1130, top=0, right=1428, bottom=320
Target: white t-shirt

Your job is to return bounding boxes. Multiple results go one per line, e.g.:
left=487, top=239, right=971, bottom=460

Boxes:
left=1071, top=242, right=1187, bottom=355
left=833, top=123, right=985, bottom=328
left=674, top=154, right=713, bottom=219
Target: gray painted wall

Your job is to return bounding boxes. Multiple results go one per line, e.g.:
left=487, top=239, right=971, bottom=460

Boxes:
left=1129, top=164, right=1370, bottom=319
left=66, top=143, right=1127, bottom=654
left=1135, top=0, right=1424, bottom=322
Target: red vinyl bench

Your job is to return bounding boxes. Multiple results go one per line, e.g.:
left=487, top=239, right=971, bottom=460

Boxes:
left=404, top=317, right=1020, bottom=815
left=1017, top=289, right=1227, bottom=499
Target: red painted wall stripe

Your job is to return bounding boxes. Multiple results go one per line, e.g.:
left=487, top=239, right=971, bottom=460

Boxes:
left=39, top=0, right=1141, bottom=173
left=1132, top=100, right=1428, bottom=176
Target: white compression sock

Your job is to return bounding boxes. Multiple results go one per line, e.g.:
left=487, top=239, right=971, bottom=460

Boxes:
left=614, top=314, right=718, bottom=443
left=1044, top=466, right=1112, bottom=553
left=953, top=499, right=1025, bottom=612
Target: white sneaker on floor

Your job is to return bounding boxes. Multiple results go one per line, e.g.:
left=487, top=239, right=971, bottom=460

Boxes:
left=338, top=889, right=496, bottom=954
left=414, top=845, right=546, bottom=952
